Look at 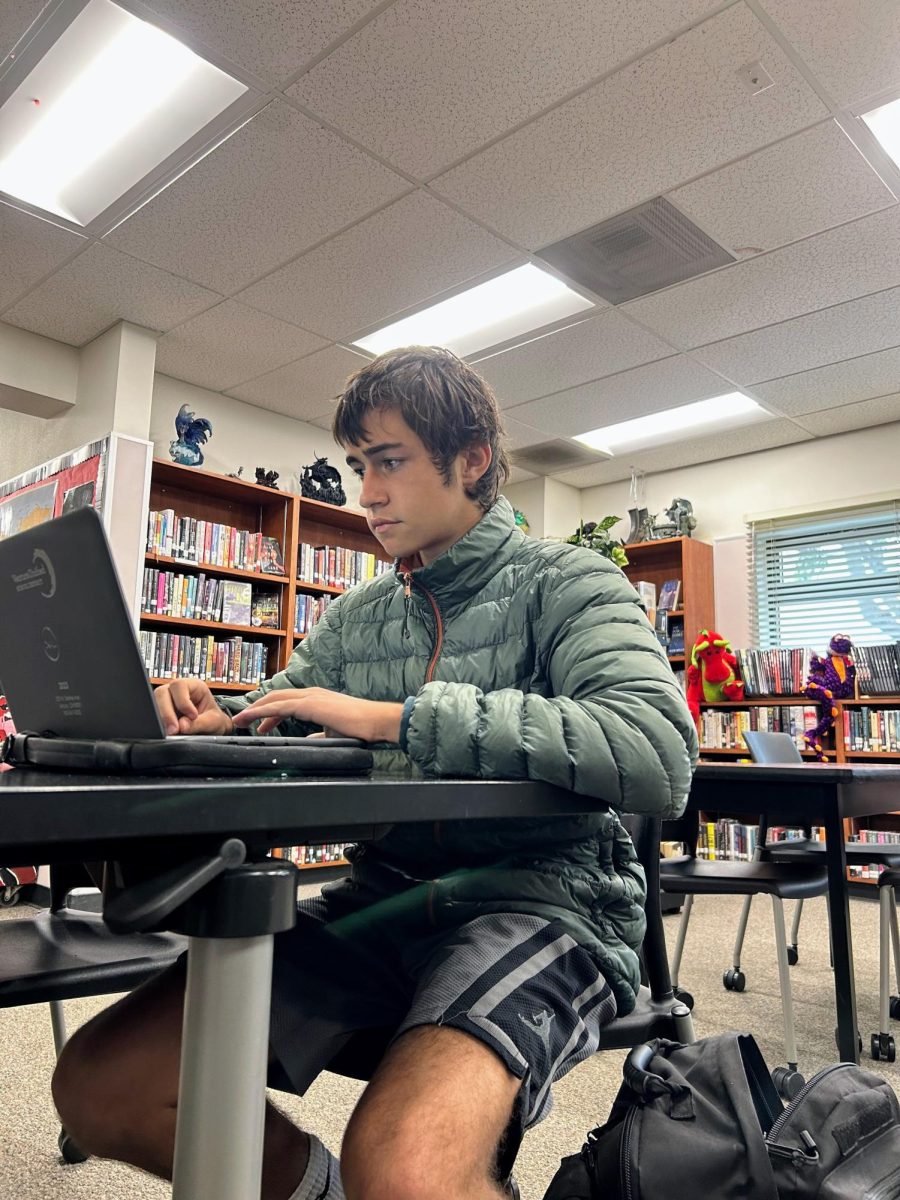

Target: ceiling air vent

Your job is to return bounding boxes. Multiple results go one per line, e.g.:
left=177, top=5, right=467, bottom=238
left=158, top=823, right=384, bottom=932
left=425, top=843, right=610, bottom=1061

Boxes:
left=536, top=197, right=734, bottom=305
left=511, top=439, right=608, bottom=475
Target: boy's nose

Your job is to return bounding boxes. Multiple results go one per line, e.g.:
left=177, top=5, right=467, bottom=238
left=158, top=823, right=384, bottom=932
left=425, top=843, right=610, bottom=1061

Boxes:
left=359, top=474, right=386, bottom=509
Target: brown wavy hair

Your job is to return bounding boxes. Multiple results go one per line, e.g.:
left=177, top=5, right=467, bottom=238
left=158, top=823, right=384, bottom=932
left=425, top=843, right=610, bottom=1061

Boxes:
left=332, top=346, right=510, bottom=511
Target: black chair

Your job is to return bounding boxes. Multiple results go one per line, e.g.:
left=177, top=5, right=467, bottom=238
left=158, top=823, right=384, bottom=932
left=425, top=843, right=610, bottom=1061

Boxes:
left=741, top=730, right=900, bottom=1063
left=273, top=813, right=695, bottom=1187
left=0, top=862, right=186, bottom=1161
left=659, top=785, right=829, bottom=1098
left=289, top=811, right=696, bottom=1185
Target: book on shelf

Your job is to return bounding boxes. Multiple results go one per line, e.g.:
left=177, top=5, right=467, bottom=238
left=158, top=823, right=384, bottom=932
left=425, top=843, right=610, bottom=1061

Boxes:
left=633, top=579, right=657, bottom=623
left=654, top=606, right=669, bottom=650
left=251, top=593, right=281, bottom=628
left=733, top=647, right=813, bottom=697
left=221, top=580, right=252, bottom=625
left=667, top=618, right=685, bottom=656
left=657, top=578, right=681, bottom=611
left=259, top=536, right=285, bottom=575
left=854, top=643, right=900, bottom=696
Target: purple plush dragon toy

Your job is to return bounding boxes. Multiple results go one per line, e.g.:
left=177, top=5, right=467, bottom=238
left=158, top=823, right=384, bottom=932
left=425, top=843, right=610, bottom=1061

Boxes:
left=803, top=633, right=856, bottom=760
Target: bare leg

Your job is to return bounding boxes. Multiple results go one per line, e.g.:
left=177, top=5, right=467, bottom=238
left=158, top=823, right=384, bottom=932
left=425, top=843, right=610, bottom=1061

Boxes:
left=52, top=964, right=309, bottom=1200
left=342, top=1024, right=521, bottom=1200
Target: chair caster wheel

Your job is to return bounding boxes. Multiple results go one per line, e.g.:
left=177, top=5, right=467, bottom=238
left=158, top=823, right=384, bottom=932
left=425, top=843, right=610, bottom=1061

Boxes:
left=890, top=995, right=900, bottom=1021
left=58, top=1128, right=88, bottom=1164
left=772, top=1066, right=805, bottom=1101
left=787, top=945, right=799, bottom=966
left=0, top=885, right=20, bottom=906
left=673, top=988, right=694, bottom=1011
left=871, top=1033, right=896, bottom=1063
left=834, top=1027, right=863, bottom=1054
left=723, top=968, right=746, bottom=992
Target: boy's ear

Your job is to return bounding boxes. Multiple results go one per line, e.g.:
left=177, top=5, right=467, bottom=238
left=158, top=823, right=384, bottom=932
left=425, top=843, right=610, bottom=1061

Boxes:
left=459, top=441, right=492, bottom=486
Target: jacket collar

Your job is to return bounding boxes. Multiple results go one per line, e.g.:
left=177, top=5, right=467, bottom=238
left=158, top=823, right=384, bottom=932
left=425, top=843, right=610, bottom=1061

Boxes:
left=395, top=496, right=524, bottom=607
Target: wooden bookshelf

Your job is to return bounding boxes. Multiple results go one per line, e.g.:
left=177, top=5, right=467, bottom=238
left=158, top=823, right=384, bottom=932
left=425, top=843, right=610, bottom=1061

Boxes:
left=622, top=536, right=715, bottom=664
left=143, top=460, right=388, bottom=870
left=697, top=694, right=900, bottom=878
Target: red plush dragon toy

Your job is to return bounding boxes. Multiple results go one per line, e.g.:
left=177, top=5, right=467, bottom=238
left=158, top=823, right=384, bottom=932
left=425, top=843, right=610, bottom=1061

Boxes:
left=686, top=628, right=744, bottom=722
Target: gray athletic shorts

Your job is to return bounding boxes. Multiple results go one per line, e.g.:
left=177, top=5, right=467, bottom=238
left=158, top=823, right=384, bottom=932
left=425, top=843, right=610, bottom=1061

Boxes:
left=267, top=890, right=617, bottom=1132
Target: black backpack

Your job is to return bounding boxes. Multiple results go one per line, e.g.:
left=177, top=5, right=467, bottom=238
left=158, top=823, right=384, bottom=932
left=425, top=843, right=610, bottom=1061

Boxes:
left=543, top=1033, right=900, bottom=1200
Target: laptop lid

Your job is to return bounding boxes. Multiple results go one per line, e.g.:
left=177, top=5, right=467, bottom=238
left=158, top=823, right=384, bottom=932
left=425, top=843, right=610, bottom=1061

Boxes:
left=0, top=506, right=166, bottom=740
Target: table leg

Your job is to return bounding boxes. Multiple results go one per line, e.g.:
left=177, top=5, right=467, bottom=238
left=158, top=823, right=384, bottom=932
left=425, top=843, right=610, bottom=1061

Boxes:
left=824, top=790, right=858, bottom=1064
left=173, top=935, right=274, bottom=1200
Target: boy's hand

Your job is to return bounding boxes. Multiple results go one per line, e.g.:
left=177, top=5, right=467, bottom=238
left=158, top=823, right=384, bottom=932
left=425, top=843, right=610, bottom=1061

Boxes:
left=154, top=679, right=234, bottom=737
left=232, top=688, right=403, bottom=743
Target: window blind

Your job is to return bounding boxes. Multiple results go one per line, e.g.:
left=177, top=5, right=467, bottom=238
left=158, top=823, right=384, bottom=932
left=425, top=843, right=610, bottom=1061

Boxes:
left=748, top=500, right=900, bottom=650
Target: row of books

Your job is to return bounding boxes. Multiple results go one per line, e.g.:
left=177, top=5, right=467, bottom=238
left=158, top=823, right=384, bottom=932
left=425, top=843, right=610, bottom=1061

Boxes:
left=633, top=578, right=681, bottom=624
left=295, top=591, right=334, bottom=636
left=850, top=828, right=900, bottom=877
left=843, top=706, right=900, bottom=753
left=147, top=509, right=285, bottom=575
left=734, top=647, right=812, bottom=697
left=139, top=630, right=268, bottom=686
left=298, top=542, right=391, bottom=590
left=854, top=643, right=900, bottom=696
left=699, top=704, right=816, bottom=750
left=273, top=843, right=351, bottom=866
left=696, top=820, right=826, bottom=862
left=141, top=569, right=281, bottom=627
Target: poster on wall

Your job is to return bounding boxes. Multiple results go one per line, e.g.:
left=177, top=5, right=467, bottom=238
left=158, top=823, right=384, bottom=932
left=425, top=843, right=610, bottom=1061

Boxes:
left=0, top=437, right=107, bottom=543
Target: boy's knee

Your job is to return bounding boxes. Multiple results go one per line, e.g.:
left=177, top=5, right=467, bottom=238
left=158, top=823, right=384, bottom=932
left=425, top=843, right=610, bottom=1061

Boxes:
left=52, top=1020, right=121, bottom=1155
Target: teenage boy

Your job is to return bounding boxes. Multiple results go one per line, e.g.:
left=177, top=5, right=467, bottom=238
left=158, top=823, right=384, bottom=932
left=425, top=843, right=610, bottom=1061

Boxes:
left=53, top=347, right=697, bottom=1200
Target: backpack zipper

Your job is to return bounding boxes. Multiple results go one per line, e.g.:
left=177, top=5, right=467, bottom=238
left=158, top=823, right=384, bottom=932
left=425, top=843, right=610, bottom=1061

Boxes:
left=766, top=1062, right=848, bottom=1153
left=620, top=1106, right=638, bottom=1200
left=401, top=571, right=445, bottom=846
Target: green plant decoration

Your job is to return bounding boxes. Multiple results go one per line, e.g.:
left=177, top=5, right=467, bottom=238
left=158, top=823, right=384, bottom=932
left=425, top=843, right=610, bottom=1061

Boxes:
left=566, top=516, right=629, bottom=568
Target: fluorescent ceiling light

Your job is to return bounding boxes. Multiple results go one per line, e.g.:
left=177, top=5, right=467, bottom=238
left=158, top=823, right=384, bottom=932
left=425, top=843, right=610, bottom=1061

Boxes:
left=0, top=0, right=247, bottom=225
left=861, top=96, right=900, bottom=169
left=352, top=263, right=595, bottom=358
left=573, top=392, right=767, bottom=456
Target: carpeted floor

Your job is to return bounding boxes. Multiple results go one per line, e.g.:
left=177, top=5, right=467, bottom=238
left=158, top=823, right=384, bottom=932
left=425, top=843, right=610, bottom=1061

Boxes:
left=1, top=887, right=898, bottom=1198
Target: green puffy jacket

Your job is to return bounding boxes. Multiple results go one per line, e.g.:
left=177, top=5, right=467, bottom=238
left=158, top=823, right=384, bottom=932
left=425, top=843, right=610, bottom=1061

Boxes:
left=223, top=497, right=698, bottom=1012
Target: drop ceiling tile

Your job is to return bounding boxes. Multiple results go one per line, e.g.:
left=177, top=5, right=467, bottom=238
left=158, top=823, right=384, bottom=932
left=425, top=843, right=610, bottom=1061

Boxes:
left=473, top=310, right=673, bottom=407
left=507, top=355, right=733, bottom=437
left=0, top=0, right=42, bottom=59
left=290, top=0, right=718, bottom=178
left=2, top=244, right=221, bottom=346
left=693, top=285, right=900, bottom=384
left=139, top=0, right=384, bottom=85
left=501, top=415, right=559, bottom=451
left=236, top=191, right=521, bottom=341
left=792, top=393, right=900, bottom=437
left=669, top=121, right=895, bottom=256
left=433, top=4, right=827, bottom=249
left=154, top=301, right=326, bottom=392
left=760, top=0, right=900, bottom=106
left=624, top=204, right=900, bottom=348
left=0, top=203, right=87, bottom=310
left=227, top=343, right=372, bottom=419
left=505, top=465, right=538, bottom=485
left=107, top=101, right=409, bottom=295
left=752, top=345, right=900, bottom=415
left=551, top=417, right=812, bottom=485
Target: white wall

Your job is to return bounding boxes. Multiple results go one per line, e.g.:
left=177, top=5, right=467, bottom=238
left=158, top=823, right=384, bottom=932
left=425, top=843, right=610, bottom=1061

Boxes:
left=501, top=475, right=581, bottom=539
left=580, top=421, right=900, bottom=638
left=151, top=375, right=363, bottom=510
left=580, top=422, right=900, bottom=545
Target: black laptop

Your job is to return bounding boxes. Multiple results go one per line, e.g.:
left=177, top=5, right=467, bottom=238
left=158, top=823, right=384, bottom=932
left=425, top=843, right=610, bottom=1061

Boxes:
left=0, top=506, right=372, bottom=776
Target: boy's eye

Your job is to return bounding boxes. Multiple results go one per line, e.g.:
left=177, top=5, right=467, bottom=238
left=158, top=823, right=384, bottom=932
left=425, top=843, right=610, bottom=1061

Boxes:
left=382, top=458, right=402, bottom=471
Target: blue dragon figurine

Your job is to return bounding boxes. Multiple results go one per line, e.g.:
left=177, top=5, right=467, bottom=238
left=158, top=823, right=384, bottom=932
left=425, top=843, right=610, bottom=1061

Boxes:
left=169, top=404, right=213, bottom=467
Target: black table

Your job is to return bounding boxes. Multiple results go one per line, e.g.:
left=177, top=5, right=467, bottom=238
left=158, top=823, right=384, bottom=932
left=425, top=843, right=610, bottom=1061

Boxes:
left=690, top=761, right=900, bottom=1064
left=0, top=769, right=597, bottom=1200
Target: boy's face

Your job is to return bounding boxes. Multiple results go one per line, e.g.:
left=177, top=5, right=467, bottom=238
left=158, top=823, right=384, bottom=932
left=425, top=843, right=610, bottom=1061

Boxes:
left=344, top=406, right=490, bottom=567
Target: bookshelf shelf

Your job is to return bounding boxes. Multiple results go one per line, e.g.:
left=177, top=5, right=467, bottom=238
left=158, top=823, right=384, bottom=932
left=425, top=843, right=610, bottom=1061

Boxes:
left=668, top=654, right=685, bottom=665
left=298, top=859, right=349, bottom=871
left=144, top=553, right=288, bottom=587
left=296, top=580, right=345, bottom=596
left=148, top=677, right=251, bottom=692
left=141, top=613, right=287, bottom=637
